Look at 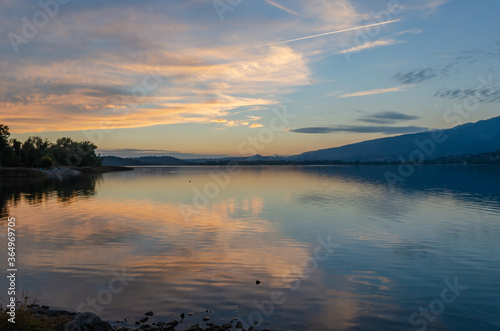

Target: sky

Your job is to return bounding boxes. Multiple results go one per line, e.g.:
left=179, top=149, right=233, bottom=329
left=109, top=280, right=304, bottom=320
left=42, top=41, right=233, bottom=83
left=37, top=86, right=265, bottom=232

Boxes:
left=1, top=0, right=499, bottom=158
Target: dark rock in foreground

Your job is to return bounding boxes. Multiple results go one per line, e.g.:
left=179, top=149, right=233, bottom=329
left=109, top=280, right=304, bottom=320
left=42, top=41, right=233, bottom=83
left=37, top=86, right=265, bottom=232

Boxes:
left=57, top=312, right=114, bottom=331
left=31, top=306, right=113, bottom=331
left=29, top=306, right=272, bottom=331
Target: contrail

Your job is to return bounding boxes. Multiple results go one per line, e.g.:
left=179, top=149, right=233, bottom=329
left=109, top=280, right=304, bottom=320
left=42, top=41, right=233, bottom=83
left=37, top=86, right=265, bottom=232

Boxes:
left=264, top=0, right=298, bottom=15
left=261, top=19, right=401, bottom=47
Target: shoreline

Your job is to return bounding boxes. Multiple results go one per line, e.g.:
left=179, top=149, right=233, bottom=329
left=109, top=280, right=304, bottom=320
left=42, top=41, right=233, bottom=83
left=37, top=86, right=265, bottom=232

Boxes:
left=2, top=305, right=268, bottom=331
left=0, top=166, right=134, bottom=179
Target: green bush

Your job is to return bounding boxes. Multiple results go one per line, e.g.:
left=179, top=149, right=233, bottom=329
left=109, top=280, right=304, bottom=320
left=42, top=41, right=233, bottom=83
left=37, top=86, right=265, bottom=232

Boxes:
left=40, top=156, right=54, bottom=169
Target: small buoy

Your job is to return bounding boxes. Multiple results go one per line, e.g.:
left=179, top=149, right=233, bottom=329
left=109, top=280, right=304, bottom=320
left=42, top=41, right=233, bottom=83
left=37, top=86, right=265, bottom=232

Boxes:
left=256, top=280, right=261, bottom=285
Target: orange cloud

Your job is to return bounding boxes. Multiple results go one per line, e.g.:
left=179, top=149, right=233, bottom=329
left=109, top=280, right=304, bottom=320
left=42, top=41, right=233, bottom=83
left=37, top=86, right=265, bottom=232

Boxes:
left=212, top=119, right=228, bottom=123
left=0, top=45, right=306, bottom=133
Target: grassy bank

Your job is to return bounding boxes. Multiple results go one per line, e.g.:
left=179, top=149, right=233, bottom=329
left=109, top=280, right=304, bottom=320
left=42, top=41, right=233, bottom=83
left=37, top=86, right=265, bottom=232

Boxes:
left=0, top=294, right=71, bottom=331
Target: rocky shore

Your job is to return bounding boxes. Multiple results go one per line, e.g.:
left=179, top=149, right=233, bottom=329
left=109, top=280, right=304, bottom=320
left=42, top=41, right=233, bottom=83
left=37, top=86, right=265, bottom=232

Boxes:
left=27, top=306, right=272, bottom=331
left=30, top=306, right=113, bottom=331
left=68, top=166, right=135, bottom=173
left=41, top=167, right=81, bottom=178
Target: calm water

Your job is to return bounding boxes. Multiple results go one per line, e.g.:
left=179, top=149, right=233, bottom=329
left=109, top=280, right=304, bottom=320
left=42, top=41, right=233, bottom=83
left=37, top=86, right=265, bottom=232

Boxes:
left=1, top=165, right=500, bottom=330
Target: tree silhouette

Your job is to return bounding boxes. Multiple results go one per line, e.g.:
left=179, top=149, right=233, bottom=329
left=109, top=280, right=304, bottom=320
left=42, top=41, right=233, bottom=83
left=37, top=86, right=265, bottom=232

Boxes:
left=0, top=124, right=102, bottom=168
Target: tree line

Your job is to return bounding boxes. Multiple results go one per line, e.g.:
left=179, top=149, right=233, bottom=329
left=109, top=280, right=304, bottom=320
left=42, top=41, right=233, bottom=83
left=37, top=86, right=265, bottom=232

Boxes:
left=0, top=124, right=102, bottom=168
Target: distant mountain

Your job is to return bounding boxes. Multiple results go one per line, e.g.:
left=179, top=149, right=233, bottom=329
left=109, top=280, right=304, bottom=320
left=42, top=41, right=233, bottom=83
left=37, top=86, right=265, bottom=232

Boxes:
left=102, top=156, right=187, bottom=166
left=133, top=156, right=188, bottom=165
left=103, top=116, right=500, bottom=165
left=187, top=154, right=280, bottom=163
left=288, top=116, right=500, bottom=162
left=102, top=156, right=143, bottom=166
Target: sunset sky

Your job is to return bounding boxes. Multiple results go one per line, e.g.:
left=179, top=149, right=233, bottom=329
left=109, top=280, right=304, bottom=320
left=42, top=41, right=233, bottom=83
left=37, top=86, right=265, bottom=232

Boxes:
left=1, top=0, right=499, bottom=158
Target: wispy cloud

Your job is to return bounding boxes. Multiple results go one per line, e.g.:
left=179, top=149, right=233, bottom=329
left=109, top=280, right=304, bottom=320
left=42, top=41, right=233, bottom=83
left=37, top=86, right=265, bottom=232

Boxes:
left=401, top=0, right=449, bottom=13
left=434, top=87, right=500, bottom=103
left=393, top=68, right=444, bottom=85
left=212, top=119, right=228, bottom=123
left=427, top=0, right=449, bottom=9
left=339, top=85, right=416, bottom=98
left=337, top=39, right=405, bottom=54
left=264, top=0, right=298, bottom=15
left=246, top=115, right=262, bottom=121
left=358, top=111, right=420, bottom=124
left=210, top=113, right=264, bottom=129
left=290, top=125, right=428, bottom=135
left=396, top=29, right=423, bottom=35
left=393, top=43, right=500, bottom=86
left=211, top=118, right=255, bottom=128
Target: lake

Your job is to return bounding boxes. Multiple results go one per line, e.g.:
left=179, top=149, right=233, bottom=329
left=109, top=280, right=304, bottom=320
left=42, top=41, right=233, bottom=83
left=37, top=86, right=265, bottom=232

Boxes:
left=1, top=165, right=499, bottom=330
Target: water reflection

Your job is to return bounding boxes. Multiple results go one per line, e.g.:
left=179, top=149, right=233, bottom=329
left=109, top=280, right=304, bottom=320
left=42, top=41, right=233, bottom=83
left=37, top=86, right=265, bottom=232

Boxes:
left=299, top=164, right=500, bottom=201
left=0, top=174, right=101, bottom=219
left=0, top=166, right=499, bottom=330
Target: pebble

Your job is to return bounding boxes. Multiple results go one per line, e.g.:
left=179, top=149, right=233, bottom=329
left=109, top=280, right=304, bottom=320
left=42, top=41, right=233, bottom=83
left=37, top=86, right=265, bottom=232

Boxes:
left=167, top=320, right=179, bottom=327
